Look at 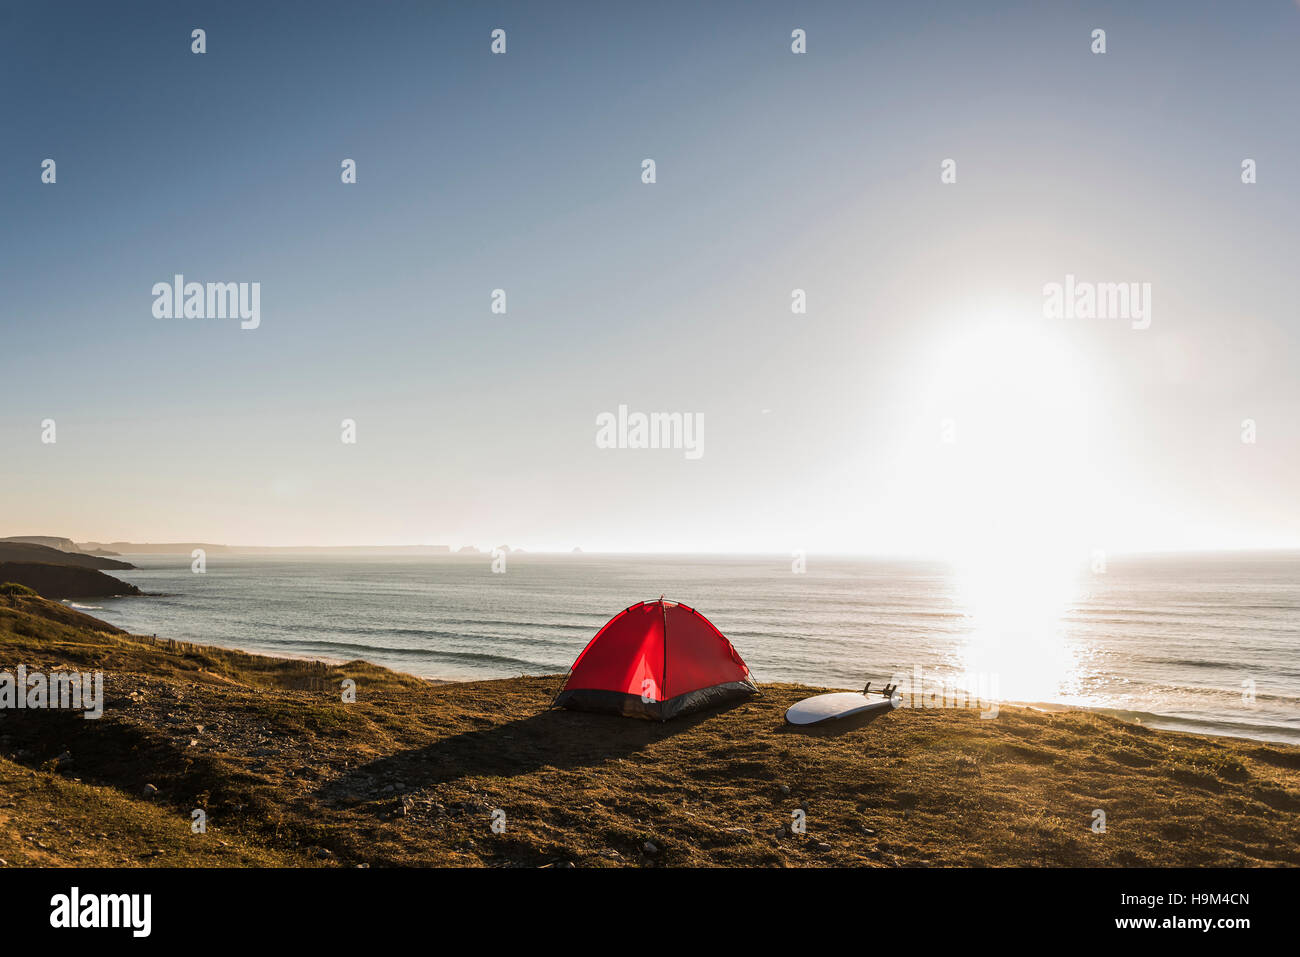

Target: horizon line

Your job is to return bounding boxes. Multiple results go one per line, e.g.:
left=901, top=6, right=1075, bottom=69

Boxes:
left=12, top=536, right=1300, bottom=561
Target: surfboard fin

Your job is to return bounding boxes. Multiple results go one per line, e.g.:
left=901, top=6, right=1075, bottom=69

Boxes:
left=864, top=680, right=898, bottom=700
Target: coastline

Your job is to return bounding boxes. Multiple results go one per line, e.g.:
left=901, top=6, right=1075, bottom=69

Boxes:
left=83, top=551, right=1300, bottom=749
left=3, top=594, right=1298, bottom=867
left=68, top=599, right=1297, bottom=749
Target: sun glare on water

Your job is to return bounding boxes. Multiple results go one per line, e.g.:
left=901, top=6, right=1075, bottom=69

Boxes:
left=953, top=550, right=1083, bottom=703
left=923, top=317, right=1100, bottom=703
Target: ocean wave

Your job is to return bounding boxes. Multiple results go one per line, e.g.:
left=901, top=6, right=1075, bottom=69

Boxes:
left=1016, top=701, right=1300, bottom=744
left=243, top=620, right=579, bottom=647
left=238, top=635, right=556, bottom=672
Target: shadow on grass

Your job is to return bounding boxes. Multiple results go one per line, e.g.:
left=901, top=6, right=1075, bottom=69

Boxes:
left=318, top=703, right=743, bottom=799
left=776, top=708, right=895, bottom=737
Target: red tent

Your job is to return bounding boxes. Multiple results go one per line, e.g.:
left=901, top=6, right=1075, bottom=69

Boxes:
left=553, top=600, right=758, bottom=720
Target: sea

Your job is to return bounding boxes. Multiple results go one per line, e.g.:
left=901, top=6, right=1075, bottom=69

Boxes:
left=79, top=552, right=1300, bottom=745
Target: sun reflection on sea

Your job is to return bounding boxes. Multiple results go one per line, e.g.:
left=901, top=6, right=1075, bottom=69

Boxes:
left=952, top=550, right=1084, bottom=704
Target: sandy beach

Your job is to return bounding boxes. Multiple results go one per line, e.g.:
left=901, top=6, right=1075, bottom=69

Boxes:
left=2, top=593, right=1296, bottom=868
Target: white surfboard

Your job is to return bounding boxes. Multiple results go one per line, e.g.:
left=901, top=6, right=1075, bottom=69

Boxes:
left=785, top=691, right=896, bottom=726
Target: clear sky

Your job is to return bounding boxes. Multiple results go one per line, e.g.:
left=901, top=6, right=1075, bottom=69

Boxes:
left=2, top=1, right=1297, bottom=555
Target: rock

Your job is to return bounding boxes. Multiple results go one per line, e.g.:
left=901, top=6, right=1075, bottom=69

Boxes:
left=777, top=784, right=791, bottom=796
left=642, top=841, right=659, bottom=856
left=194, top=724, right=205, bottom=734
left=813, top=841, right=833, bottom=852
left=727, top=827, right=753, bottom=837
left=142, top=784, right=158, bottom=798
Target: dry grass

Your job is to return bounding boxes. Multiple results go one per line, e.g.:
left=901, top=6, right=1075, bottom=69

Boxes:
left=1, top=594, right=1297, bottom=867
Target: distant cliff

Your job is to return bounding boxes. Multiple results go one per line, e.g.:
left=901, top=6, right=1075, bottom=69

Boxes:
left=78, top=541, right=230, bottom=555
left=0, top=562, right=141, bottom=599
left=0, top=542, right=135, bottom=570
left=0, top=535, right=81, bottom=552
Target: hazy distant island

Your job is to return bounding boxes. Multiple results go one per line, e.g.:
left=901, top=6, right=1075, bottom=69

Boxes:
left=76, top=541, right=232, bottom=556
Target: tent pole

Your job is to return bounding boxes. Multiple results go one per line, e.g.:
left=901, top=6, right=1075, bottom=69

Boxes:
left=660, top=598, right=669, bottom=722
left=548, top=671, right=572, bottom=710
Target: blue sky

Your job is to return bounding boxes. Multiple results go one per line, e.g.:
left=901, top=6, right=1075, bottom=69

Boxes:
left=1, top=1, right=1298, bottom=553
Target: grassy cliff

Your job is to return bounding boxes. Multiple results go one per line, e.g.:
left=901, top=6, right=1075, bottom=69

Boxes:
left=0, top=564, right=141, bottom=600
left=1, top=594, right=1297, bottom=867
